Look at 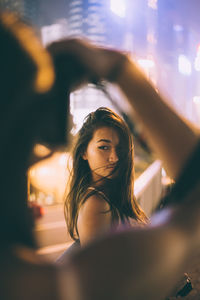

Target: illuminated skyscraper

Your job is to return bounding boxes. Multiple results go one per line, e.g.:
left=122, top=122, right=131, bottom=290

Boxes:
left=0, top=0, right=25, bottom=16
left=24, top=0, right=39, bottom=25
left=0, top=0, right=39, bottom=25
left=66, top=0, right=106, bottom=45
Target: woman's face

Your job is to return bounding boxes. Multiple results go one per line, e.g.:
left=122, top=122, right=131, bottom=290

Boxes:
left=83, top=126, right=120, bottom=182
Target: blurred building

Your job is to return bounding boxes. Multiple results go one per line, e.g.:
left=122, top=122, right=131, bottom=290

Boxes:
left=66, top=0, right=106, bottom=45
left=157, top=0, right=200, bottom=124
left=0, top=0, right=25, bottom=15
left=0, top=0, right=40, bottom=25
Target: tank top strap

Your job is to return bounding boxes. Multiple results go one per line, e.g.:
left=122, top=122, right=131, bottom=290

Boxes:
left=86, top=187, right=111, bottom=204
left=85, top=187, right=120, bottom=223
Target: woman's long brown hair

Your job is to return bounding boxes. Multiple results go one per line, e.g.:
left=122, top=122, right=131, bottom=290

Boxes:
left=65, top=107, right=148, bottom=241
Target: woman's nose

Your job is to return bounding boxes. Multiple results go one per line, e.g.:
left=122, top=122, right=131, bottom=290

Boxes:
left=109, top=149, right=119, bottom=163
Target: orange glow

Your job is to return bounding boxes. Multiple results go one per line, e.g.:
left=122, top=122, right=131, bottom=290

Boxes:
left=33, top=144, right=52, bottom=158
left=29, top=152, right=72, bottom=203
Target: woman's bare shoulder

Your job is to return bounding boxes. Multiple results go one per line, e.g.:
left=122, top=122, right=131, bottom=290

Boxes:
left=77, top=190, right=112, bottom=245
left=80, top=191, right=111, bottom=216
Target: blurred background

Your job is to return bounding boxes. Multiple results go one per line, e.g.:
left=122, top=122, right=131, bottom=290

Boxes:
left=1, top=0, right=200, bottom=124
left=1, top=0, right=200, bottom=262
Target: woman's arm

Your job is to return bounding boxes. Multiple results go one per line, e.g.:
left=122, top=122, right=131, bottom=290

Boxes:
left=48, top=39, right=199, bottom=179
left=114, top=56, right=199, bottom=179
left=47, top=38, right=200, bottom=300
left=77, top=194, right=112, bottom=246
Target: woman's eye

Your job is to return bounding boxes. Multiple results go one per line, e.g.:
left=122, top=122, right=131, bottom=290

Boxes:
left=98, top=146, right=109, bottom=150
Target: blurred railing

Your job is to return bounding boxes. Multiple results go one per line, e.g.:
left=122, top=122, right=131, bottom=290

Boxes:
left=135, top=160, right=162, bottom=216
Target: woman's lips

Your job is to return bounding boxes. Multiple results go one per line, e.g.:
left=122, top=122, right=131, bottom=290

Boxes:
left=106, top=164, right=117, bottom=170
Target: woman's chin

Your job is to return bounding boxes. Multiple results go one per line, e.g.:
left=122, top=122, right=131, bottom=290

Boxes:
left=92, top=170, right=118, bottom=183
left=107, top=169, right=119, bottom=179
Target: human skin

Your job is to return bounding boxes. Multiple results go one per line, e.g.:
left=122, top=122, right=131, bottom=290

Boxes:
left=82, top=126, right=119, bottom=181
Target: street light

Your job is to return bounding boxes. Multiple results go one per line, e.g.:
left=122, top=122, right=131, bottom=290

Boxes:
left=110, top=0, right=126, bottom=18
left=178, top=54, right=192, bottom=76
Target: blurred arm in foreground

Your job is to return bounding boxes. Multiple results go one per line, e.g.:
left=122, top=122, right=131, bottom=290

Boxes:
left=49, top=39, right=199, bottom=300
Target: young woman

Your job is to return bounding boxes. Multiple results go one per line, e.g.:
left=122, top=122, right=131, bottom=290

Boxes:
left=65, top=107, right=148, bottom=247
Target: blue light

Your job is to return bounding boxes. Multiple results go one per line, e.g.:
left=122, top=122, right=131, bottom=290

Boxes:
left=110, top=0, right=126, bottom=18
left=178, top=55, right=192, bottom=76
